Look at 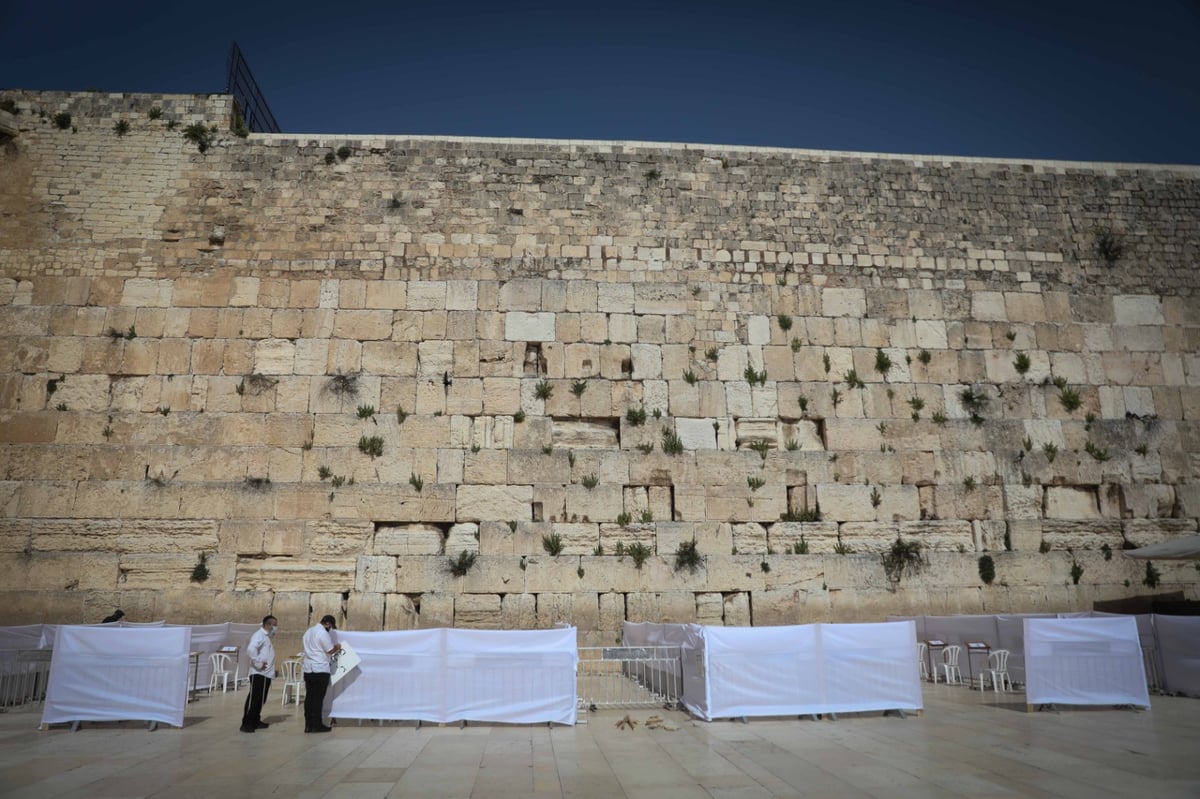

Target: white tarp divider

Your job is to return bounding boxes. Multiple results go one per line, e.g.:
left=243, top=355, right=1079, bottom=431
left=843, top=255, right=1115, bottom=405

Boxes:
left=174, top=623, right=231, bottom=690
left=1154, top=615, right=1200, bottom=697
left=681, top=622, right=922, bottom=721
left=1024, top=617, right=1149, bottom=708
left=41, top=626, right=191, bottom=728
left=330, top=628, right=578, bottom=725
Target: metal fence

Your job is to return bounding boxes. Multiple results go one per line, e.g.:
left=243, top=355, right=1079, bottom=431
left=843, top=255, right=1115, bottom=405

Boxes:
left=577, top=646, right=682, bottom=710
left=224, top=41, right=281, bottom=133
left=0, top=650, right=52, bottom=708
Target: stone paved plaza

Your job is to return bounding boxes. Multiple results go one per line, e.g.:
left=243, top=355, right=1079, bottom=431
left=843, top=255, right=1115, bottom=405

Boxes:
left=0, top=683, right=1197, bottom=798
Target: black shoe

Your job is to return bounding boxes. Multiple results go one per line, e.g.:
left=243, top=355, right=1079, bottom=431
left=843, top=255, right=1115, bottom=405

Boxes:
left=255, top=722, right=270, bottom=729
left=240, top=726, right=256, bottom=733
left=306, top=726, right=331, bottom=734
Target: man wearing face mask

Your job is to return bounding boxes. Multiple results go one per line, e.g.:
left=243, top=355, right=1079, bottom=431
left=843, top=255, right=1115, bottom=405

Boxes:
left=301, top=614, right=341, bottom=733
left=240, top=615, right=277, bottom=733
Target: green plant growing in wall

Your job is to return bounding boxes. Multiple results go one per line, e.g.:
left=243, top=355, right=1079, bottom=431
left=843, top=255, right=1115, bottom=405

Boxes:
left=674, top=539, right=702, bottom=573
left=1143, top=562, right=1160, bottom=588
left=1135, top=443, right=1149, bottom=456
left=567, top=451, right=575, bottom=467
left=843, top=369, right=865, bottom=389
left=190, top=552, right=210, bottom=583
left=792, top=537, right=809, bottom=554
left=1039, top=540, right=1052, bottom=554
left=1101, top=543, right=1112, bottom=561
left=643, top=168, right=661, bottom=181
left=777, top=315, right=792, bottom=331
left=542, top=532, right=564, bottom=556
left=874, top=349, right=892, bottom=377
left=791, top=337, right=803, bottom=352
left=747, top=476, right=765, bottom=491
left=182, top=122, right=216, bottom=152
left=931, top=411, right=947, bottom=425
left=1059, top=386, right=1082, bottom=412
left=330, top=475, right=345, bottom=488
left=823, top=353, right=831, bottom=373
left=396, top=405, right=408, bottom=423
left=358, top=435, right=383, bottom=458
left=785, top=438, right=799, bottom=451
left=1042, top=442, right=1059, bottom=462
left=581, top=473, right=599, bottom=489
left=324, top=152, right=336, bottom=165
left=617, top=512, right=632, bottom=528
left=662, top=429, right=684, bottom=455
left=337, top=145, right=352, bottom=160
left=571, top=379, right=588, bottom=397
left=831, top=388, right=842, bottom=408
left=409, top=473, right=423, bottom=492
left=448, top=550, right=478, bottom=576
left=640, top=510, right=653, bottom=523
left=705, top=346, right=719, bottom=362
left=148, top=106, right=162, bottom=120
left=1084, top=441, right=1110, bottom=461
left=683, top=369, right=697, bottom=385
left=744, top=365, right=768, bottom=386
left=328, top=373, right=358, bottom=397
left=53, top=111, right=72, bottom=129
left=780, top=506, right=820, bottom=522
left=243, top=476, right=271, bottom=490
left=797, top=395, right=809, bottom=414
left=882, top=537, right=924, bottom=584
left=318, top=466, right=332, bottom=480
left=534, top=380, right=553, bottom=400
left=357, top=404, right=375, bottom=419
left=833, top=538, right=853, bottom=555
left=870, top=487, right=882, bottom=507
left=959, top=386, right=987, bottom=413
left=1095, top=226, right=1123, bottom=265
left=636, top=442, right=654, bottom=454
left=963, top=476, right=976, bottom=492
left=1013, top=352, right=1031, bottom=375
left=1070, top=560, right=1084, bottom=585
left=627, top=542, right=652, bottom=569
left=626, top=406, right=647, bottom=426
left=513, top=410, right=526, bottom=423
left=978, top=555, right=996, bottom=585
left=1022, top=435, right=1033, bottom=451
left=748, top=439, right=770, bottom=461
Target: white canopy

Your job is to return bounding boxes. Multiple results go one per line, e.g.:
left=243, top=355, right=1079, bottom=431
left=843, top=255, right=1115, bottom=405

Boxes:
left=1123, top=535, right=1200, bottom=560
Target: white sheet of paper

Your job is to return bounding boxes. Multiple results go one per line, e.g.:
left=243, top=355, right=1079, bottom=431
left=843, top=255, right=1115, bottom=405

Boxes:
left=330, top=640, right=361, bottom=685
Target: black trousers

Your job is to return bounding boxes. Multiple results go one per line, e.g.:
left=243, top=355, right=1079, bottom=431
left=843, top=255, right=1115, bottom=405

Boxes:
left=241, top=673, right=271, bottom=728
left=303, top=672, right=330, bottom=730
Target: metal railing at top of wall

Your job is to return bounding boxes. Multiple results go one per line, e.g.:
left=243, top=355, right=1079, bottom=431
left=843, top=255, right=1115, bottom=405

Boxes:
left=225, top=41, right=281, bottom=134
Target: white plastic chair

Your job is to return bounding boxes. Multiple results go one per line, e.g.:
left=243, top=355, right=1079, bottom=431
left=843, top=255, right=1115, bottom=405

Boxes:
left=941, top=645, right=963, bottom=685
left=280, top=658, right=304, bottom=705
left=985, top=649, right=1012, bottom=693
left=917, top=642, right=929, bottom=681
left=209, top=653, right=234, bottom=693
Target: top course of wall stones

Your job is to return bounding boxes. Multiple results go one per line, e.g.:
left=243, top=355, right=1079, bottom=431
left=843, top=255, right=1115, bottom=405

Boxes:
left=1, top=90, right=1198, bottom=299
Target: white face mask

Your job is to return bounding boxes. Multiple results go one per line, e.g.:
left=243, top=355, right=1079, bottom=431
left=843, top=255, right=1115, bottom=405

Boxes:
left=267, top=625, right=278, bottom=637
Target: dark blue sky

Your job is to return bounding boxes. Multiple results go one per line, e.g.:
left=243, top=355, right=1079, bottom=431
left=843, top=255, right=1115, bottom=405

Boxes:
left=3, top=0, right=1198, bottom=163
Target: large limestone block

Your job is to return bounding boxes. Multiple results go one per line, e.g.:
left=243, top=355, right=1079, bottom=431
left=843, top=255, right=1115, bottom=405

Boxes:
left=731, top=523, right=768, bottom=554
left=305, top=521, right=373, bottom=557
left=822, top=288, right=865, bottom=318
left=394, top=556, right=452, bottom=594
left=815, top=484, right=876, bottom=522
left=549, top=523, right=599, bottom=555
left=552, top=419, right=619, bottom=449
left=1122, top=518, right=1198, bottom=548
left=1113, top=295, right=1164, bottom=326
left=502, top=593, right=537, bottom=629
left=1044, top=486, right=1100, bottom=519
left=29, top=518, right=219, bottom=554
left=675, top=417, right=717, bottom=450
left=696, top=592, right=724, bottom=625
left=253, top=339, right=296, bottom=374
left=598, top=523, right=657, bottom=553
left=356, top=555, right=398, bottom=593
left=565, top=484, right=622, bottom=523
left=1041, top=519, right=1123, bottom=551
left=457, top=485, right=533, bottom=522
left=536, top=593, right=574, bottom=628
left=767, top=521, right=839, bottom=553
left=419, top=594, right=454, bottom=628
left=895, top=520, right=974, bottom=552
left=459, top=556, right=525, bottom=593
left=455, top=594, right=502, bottom=629
left=385, top=594, right=419, bottom=630
left=633, top=283, right=688, bottom=315
left=505, top=312, right=556, bottom=341
left=235, top=557, right=356, bottom=591
left=347, top=593, right=385, bottom=631
left=445, top=522, right=480, bottom=554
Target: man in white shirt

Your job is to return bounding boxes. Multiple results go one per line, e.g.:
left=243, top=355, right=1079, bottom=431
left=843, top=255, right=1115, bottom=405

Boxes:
left=301, top=614, right=341, bottom=733
left=240, top=614, right=277, bottom=733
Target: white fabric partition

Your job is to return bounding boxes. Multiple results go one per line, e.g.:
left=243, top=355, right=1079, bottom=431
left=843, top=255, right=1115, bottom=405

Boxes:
left=1154, top=615, right=1200, bottom=697
left=1024, top=617, right=1149, bottom=708
left=681, top=622, right=922, bottom=721
left=331, top=628, right=578, bottom=725
left=179, top=623, right=232, bottom=690
left=42, top=626, right=191, bottom=727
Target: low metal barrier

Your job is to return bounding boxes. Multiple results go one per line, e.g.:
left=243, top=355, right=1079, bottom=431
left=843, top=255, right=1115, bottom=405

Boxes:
left=0, top=650, right=52, bottom=708
left=577, top=646, right=682, bottom=711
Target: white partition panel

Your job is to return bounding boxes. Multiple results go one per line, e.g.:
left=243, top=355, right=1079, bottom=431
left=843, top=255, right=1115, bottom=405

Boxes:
left=444, top=629, right=577, bottom=725
left=42, top=626, right=191, bottom=727
left=683, top=622, right=921, bottom=721
left=331, top=628, right=577, bottom=725
left=1154, top=615, right=1200, bottom=697
left=1024, top=617, right=1149, bottom=708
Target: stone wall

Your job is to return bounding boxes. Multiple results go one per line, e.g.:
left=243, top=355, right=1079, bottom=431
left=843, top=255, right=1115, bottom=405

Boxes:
left=1, top=90, right=1197, bottom=643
